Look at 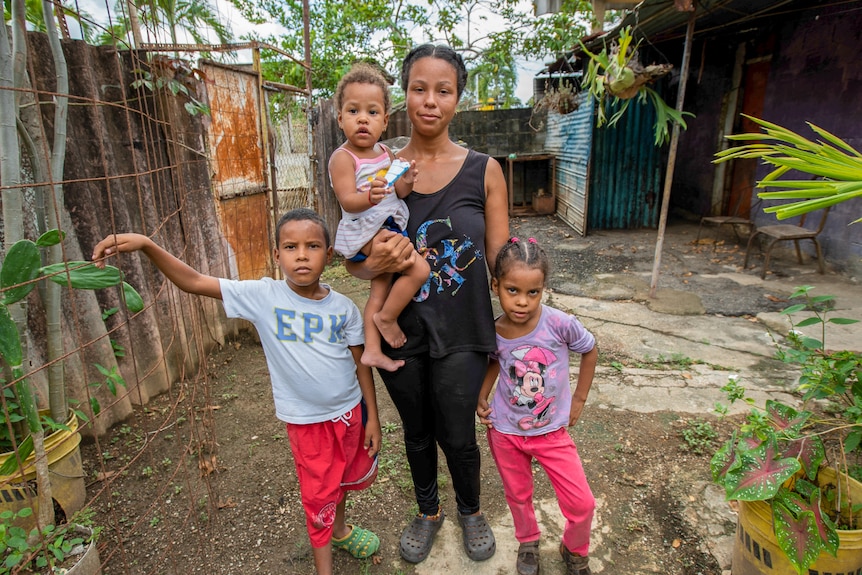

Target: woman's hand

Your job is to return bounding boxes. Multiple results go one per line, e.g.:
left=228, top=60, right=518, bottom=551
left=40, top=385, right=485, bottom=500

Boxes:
left=346, top=230, right=416, bottom=280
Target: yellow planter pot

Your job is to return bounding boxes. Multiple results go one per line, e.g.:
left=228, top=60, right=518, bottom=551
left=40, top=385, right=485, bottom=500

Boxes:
left=732, top=467, right=862, bottom=575
left=0, top=411, right=86, bottom=522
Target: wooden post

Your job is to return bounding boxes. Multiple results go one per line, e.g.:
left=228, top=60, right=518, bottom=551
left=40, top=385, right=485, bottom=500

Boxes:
left=649, top=9, right=696, bottom=298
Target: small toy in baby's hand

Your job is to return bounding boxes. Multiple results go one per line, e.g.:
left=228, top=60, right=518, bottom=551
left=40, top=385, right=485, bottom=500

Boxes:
left=383, top=159, right=411, bottom=187
left=365, top=159, right=411, bottom=191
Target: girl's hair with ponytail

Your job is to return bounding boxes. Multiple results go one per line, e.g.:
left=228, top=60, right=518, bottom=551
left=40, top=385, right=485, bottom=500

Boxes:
left=493, top=237, right=550, bottom=283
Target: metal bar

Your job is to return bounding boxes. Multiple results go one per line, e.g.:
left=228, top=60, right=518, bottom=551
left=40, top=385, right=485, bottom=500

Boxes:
left=263, top=81, right=308, bottom=95
left=139, top=41, right=309, bottom=70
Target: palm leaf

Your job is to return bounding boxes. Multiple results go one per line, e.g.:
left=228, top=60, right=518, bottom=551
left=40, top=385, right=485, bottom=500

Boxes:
left=714, top=115, right=862, bottom=220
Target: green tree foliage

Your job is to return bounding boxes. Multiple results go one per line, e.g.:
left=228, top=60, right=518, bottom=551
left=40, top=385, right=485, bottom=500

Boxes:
left=3, top=0, right=97, bottom=41
left=98, top=0, right=232, bottom=48
left=232, top=0, right=594, bottom=105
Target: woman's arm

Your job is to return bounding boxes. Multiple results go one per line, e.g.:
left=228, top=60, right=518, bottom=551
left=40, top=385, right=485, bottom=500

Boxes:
left=344, top=230, right=416, bottom=280
left=483, top=158, right=510, bottom=276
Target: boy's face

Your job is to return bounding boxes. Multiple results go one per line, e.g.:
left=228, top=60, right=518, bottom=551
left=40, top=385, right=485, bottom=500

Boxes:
left=337, top=82, right=389, bottom=150
left=273, top=219, right=333, bottom=297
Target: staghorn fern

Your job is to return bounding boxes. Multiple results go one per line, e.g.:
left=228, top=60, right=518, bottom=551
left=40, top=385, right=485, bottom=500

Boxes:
left=579, top=26, right=691, bottom=146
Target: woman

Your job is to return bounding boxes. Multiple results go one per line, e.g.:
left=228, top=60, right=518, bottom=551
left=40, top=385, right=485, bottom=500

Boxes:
left=346, top=44, right=509, bottom=564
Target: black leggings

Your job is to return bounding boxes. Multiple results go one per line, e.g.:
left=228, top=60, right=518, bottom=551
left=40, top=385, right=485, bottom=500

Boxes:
left=380, top=350, right=487, bottom=516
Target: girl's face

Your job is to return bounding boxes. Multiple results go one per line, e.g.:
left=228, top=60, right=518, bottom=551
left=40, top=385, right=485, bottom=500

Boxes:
left=404, top=56, right=459, bottom=137
left=492, top=262, right=545, bottom=330
left=338, top=82, right=389, bottom=152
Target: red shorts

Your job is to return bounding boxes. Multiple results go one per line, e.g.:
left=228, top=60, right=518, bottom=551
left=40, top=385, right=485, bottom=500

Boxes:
left=286, top=401, right=377, bottom=547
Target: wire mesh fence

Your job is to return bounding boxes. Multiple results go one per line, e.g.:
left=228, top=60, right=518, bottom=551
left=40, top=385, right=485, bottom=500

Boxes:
left=0, top=5, right=314, bottom=571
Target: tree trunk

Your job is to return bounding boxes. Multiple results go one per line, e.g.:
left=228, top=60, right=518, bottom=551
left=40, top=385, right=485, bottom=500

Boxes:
left=42, top=0, right=70, bottom=423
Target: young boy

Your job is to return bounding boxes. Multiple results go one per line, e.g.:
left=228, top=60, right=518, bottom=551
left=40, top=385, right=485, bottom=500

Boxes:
left=92, top=208, right=381, bottom=575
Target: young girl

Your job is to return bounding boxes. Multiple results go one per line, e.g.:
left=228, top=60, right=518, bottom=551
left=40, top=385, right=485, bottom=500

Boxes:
left=477, top=237, right=598, bottom=575
left=329, top=62, right=429, bottom=373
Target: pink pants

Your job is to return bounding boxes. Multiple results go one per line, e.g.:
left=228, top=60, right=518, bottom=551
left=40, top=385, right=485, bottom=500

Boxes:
left=487, top=426, right=595, bottom=556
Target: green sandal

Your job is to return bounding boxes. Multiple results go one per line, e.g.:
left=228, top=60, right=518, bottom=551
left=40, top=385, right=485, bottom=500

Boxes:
left=331, top=525, right=380, bottom=558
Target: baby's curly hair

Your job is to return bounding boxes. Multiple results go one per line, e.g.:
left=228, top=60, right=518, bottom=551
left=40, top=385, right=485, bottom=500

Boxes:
left=334, top=62, right=391, bottom=112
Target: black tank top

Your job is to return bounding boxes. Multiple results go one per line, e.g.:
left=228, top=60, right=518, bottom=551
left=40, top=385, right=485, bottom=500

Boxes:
left=384, top=149, right=496, bottom=359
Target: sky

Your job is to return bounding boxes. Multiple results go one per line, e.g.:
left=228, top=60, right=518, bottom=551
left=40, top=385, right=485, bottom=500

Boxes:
left=73, top=0, right=550, bottom=103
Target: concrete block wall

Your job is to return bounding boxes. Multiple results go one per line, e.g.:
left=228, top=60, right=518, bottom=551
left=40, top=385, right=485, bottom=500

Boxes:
left=384, top=108, right=545, bottom=158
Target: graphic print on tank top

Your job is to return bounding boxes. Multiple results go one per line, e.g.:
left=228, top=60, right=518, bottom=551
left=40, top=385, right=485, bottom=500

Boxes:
left=413, top=216, right=484, bottom=302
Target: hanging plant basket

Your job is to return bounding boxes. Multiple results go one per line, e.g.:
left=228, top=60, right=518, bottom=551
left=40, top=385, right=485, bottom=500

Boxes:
left=579, top=26, right=691, bottom=145
left=605, top=60, right=673, bottom=100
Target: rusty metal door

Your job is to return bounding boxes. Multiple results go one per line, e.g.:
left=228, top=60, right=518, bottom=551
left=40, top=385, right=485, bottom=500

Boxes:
left=202, top=62, right=274, bottom=280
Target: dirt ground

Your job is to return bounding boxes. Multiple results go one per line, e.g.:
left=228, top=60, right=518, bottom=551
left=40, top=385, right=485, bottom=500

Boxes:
left=81, top=215, right=793, bottom=575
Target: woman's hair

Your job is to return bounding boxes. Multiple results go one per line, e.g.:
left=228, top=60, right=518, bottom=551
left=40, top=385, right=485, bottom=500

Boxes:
left=400, top=44, right=468, bottom=98
left=493, top=237, right=550, bottom=282
left=275, top=208, right=331, bottom=248
left=334, top=62, right=391, bottom=112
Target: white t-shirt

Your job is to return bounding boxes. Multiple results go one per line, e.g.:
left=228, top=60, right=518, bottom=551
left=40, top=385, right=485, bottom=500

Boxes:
left=219, top=277, right=364, bottom=424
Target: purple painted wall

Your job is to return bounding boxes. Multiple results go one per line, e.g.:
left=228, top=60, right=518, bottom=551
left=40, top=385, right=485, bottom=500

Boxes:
left=666, top=5, right=862, bottom=273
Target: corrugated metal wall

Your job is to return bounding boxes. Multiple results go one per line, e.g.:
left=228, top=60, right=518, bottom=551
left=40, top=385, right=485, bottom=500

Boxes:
left=545, top=93, right=594, bottom=235
left=589, top=98, right=662, bottom=229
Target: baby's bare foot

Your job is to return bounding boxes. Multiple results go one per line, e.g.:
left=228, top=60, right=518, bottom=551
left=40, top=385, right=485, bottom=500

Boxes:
left=361, top=349, right=405, bottom=372
left=374, top=313, right=407, bottom=348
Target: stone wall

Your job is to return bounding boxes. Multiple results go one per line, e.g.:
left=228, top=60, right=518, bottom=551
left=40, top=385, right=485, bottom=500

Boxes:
left=384, top=107, right=545, bottom=159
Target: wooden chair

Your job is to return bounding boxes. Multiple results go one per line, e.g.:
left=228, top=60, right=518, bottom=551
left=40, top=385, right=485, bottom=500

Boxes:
left=696, top=198, right=759, bottom=243
left=744, top=207, right=830, bottom=279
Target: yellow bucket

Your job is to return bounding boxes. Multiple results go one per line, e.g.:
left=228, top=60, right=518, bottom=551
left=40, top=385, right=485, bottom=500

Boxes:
left=0, top=411, right=86, bottom=522
left=732, top=468, right=862, bottom=574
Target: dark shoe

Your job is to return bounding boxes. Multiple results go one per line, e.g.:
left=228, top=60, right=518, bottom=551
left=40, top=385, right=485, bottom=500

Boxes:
left=457, top=512, right=496, bottom=561
left=560, top=542, right=591, bottom=575
left=516, top=540, right=540, bottom=575
left=399, top=507, right=445, bottom=563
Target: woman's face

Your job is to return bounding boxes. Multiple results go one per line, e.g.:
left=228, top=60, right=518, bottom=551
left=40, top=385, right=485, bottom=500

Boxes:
left=404, top=56, right=460, bottom=137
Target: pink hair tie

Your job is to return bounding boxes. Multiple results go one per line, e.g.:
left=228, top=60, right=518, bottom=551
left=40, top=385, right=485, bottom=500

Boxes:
left=510, top=237, right=519, bottom=243
left=528, top=237, right=537, bottom=244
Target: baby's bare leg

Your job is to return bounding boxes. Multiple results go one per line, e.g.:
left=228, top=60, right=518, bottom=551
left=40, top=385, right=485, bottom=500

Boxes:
left=374, top=254, right=430, bottom=349
left=361, top=273, right=404, bottom=372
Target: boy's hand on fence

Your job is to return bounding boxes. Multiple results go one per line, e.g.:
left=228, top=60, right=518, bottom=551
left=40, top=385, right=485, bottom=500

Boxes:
left=92, top=233, right=148, bottom=268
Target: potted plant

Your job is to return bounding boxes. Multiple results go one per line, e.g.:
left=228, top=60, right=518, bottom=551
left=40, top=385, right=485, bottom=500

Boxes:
left=711, top=286, right=862, bottom=574
left=0, top=507, right=101, bottom=574
left=578, top=26, right=693, bottom=145
left=0, top=231, right=143, bottom=530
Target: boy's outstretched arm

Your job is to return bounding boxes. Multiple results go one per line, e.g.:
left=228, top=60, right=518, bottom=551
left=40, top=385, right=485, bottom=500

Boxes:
left=569, top=346, right=598, bottom=427
left=93, top=233, right=222, bottom=300
left=349, top=345, right=380, bottom=457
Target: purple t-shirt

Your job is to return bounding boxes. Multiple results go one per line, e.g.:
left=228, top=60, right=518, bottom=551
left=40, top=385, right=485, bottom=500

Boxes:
left=489, top=305, right=596, bottom=436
